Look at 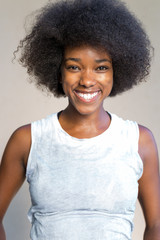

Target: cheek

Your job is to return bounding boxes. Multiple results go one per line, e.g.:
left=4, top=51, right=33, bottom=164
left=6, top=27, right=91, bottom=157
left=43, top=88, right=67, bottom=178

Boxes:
left=61, top=75, right=76, bottom=96
left=62, top=71, right=80, bottom=90
left=101, top=74, right=113, bottom=89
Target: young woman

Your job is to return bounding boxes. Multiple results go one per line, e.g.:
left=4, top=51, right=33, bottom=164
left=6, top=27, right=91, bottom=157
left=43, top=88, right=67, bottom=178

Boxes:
left=0, top=0, right=160, bottom=239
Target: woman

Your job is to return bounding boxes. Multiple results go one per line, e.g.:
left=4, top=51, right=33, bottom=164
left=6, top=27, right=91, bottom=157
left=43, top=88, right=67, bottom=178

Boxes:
left=0, top=0, right=160, bottom=239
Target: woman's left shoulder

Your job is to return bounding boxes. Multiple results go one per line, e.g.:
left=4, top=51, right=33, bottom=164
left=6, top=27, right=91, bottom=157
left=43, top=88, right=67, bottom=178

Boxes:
left=138, top=124, right=159, bottom=165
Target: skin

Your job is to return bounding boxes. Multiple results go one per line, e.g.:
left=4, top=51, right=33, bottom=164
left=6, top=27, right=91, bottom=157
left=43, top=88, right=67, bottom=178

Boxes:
left=0, top=45, right=160, bottom=240
left=60, top=45, right=113, bottom=138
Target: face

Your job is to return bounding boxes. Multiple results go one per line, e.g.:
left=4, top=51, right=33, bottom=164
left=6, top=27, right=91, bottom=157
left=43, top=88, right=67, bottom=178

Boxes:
left=61, top=45, right=113, bottom=116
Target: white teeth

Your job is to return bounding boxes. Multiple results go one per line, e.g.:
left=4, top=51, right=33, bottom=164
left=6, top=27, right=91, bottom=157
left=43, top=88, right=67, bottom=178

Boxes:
left=77, top=92, right=98, bottom=100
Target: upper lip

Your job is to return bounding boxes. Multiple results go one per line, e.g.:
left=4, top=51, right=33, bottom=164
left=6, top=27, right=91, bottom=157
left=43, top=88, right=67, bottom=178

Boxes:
left=74, top=89, right=100, bottom=93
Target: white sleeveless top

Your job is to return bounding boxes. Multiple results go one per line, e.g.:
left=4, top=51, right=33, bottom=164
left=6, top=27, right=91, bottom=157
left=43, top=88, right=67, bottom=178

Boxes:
left=26, top=112, right=143, bottom=240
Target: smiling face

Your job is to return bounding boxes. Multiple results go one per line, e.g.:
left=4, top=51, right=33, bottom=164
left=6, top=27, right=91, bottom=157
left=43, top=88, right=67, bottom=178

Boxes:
left=61, top=45, right=113, bottom=116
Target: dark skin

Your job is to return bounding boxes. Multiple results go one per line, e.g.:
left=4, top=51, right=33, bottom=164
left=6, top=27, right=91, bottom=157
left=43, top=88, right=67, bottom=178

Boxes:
left=0, top=45, right=160, bottom=239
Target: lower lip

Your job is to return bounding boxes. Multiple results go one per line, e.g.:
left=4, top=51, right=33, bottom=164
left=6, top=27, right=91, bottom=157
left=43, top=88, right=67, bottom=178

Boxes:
left=74, top=91, right=100, bottom=103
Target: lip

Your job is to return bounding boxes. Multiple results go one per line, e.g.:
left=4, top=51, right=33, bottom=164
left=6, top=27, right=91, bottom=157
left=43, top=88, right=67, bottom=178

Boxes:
left=74, top=90, right=101, bottom=103
left=75, top=89, right=100, bottom=94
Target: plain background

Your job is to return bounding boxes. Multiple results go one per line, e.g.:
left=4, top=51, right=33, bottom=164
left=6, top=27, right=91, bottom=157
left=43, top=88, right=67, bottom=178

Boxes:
left=0, top=0, right=159, bottom=239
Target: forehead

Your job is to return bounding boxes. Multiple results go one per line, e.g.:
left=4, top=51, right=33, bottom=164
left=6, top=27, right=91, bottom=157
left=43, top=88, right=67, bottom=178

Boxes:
left=64, top=45, right=112, bottom=61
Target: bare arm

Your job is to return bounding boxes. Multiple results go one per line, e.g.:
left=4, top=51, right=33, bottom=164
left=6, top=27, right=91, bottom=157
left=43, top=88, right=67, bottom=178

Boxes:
left=0, top=224, right=5, bottom=240
left=138, top=125, right=160, bottom=240
left=0, top=125, right=31, bottom=240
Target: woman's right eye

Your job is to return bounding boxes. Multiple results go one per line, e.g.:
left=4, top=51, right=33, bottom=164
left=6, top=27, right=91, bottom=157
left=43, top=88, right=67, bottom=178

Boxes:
left=66, top=66, right=80, bottom=71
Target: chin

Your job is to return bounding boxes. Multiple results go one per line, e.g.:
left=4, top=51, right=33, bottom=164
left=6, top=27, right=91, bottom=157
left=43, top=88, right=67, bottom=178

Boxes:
left=73, top=104, right=102, bottom=116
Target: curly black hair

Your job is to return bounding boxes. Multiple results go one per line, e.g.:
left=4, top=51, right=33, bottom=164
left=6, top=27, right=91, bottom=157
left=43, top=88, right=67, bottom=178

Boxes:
left=17, top=0, right=152, bottom=97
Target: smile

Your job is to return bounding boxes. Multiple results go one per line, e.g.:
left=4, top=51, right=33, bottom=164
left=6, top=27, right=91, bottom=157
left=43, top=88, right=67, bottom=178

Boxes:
left=74, top=91, right=100, bottom=102
left=77, top=92, right=98, bottom=99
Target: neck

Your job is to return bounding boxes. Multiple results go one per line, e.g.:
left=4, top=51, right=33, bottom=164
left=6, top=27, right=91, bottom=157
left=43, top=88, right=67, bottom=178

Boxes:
left=62, top=105, right=108, bottom=126
left=58, top=104, right=111, bottom=139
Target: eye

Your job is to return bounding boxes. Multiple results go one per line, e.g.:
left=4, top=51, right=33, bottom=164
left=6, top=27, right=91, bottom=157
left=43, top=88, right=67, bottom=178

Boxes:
left=66, top=65, right=80, bottom=71
left=96, top=66, right=109, bottom=71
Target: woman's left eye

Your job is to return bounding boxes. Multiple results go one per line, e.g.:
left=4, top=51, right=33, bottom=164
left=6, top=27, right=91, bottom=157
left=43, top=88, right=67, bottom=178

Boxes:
left=96, top=66, right=108, bottom=71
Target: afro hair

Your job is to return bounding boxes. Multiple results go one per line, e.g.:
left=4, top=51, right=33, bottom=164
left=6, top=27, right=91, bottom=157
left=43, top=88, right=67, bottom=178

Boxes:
left=17, top=0, right=152, bottom=97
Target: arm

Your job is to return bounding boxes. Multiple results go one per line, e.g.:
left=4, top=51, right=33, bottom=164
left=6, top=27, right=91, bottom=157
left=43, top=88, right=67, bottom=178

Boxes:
left=138, top=125, right=160, bottom=240
left=0, top=125, right=31, bottom=240
left=0, top=224, right=5, bottom=240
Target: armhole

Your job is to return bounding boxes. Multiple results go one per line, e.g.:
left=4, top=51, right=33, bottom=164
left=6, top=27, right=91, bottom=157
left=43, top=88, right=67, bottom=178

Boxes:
left=134, top=122, right=144, bottom=180
left=134, top=122, right=140, bottom=152
left=26, top=122, right=35, bottom=183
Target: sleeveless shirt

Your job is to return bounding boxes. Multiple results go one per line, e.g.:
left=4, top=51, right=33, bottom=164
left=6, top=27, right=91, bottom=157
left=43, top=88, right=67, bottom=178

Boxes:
left=26, top=112, right=143, bottom=240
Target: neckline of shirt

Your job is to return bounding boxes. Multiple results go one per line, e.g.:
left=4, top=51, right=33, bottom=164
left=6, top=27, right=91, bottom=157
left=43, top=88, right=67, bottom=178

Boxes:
left=54, top=111, right=117, bottom=142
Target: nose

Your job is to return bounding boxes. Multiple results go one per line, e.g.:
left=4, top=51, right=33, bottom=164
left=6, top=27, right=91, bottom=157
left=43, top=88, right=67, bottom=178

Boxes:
left=79, top=70, right=96, bottom=88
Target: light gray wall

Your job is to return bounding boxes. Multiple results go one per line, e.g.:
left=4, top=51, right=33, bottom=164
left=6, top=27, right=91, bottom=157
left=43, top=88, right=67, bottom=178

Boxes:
left=0, top=0, right=159, bottom=239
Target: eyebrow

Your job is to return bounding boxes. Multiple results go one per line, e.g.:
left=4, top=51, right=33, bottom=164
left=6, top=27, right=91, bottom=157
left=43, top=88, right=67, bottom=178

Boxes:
left=64, top=58, right=112, bottom=63
left=64, top=58, right=81, bottom=62
left=95, top=59, right=112, bottom=63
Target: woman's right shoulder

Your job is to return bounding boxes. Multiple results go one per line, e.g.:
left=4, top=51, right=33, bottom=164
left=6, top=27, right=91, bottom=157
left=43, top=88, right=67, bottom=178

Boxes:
left=12, top=124, right=31, bottom=139
left=3, top=124, right=32, bottom=169
left=10, top=124, right=31, bottom=147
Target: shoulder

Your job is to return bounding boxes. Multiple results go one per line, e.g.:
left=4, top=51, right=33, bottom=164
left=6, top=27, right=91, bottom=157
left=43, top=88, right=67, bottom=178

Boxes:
left=138, top=124, right=155, bottom=141
left=12, top=124, right=31, bottom=137
left=10, top=124, right=31, bottom=147
left=4, top=124, right=31, bottom=168
left=138, top=124, right=158, bottom=165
